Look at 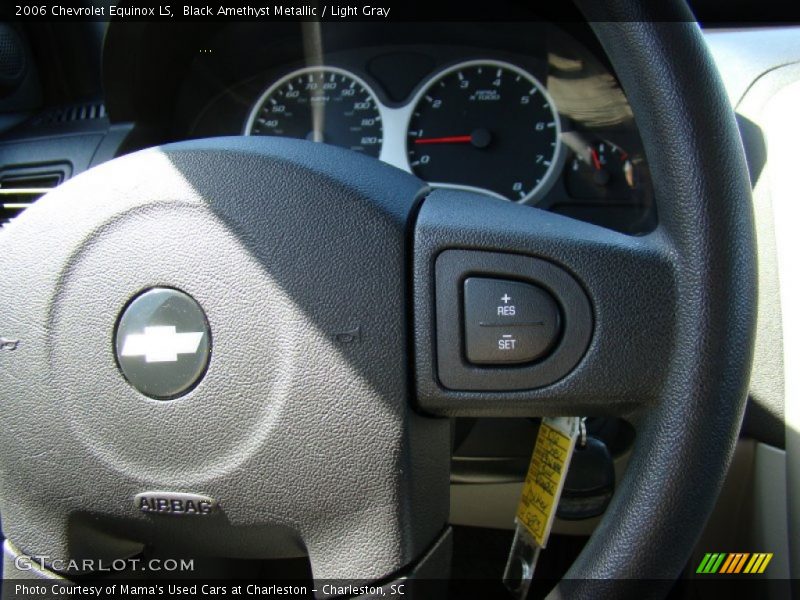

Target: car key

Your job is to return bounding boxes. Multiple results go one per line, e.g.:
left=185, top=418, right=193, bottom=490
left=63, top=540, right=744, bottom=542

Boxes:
left=556, top=435, right=615, bottom=520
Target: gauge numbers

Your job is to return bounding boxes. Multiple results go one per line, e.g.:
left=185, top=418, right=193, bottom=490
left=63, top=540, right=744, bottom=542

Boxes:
left=406, top=60, right=561, bottom=203
left=245, top=66, right=383, bottom=158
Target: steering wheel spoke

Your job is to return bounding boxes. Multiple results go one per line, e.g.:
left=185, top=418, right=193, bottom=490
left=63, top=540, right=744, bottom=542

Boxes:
left=413, top=188, right=676, bottom=417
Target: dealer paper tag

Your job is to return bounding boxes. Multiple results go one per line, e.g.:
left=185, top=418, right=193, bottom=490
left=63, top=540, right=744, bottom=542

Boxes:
left=503, top=416, right=580, bottom=599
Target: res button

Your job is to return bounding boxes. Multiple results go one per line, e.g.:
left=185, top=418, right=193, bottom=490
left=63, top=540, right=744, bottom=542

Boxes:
left=463, top=277, right=561, bottom=365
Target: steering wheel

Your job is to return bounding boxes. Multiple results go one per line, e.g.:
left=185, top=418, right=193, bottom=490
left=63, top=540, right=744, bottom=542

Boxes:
left=0, top=1, right=756, bottom=597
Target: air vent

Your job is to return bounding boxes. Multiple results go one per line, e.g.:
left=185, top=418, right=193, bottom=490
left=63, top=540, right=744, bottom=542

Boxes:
left=33, top=102, right=106, bottom=126
left=0, top=164, right=69, bottom=228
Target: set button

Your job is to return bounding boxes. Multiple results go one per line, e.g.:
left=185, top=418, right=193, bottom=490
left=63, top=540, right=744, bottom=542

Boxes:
left=463, top=277, right=561, bottom=365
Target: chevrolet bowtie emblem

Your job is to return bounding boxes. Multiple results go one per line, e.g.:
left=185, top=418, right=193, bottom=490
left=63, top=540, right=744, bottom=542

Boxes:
left=120, top=326, right=204, bottom=363
left=115, top=288, right=211, bottom=399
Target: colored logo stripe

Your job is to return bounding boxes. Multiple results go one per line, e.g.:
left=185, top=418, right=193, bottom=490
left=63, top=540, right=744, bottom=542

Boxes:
left=721, top=553, right=749, bottom=573
left=697, top=553, right=726, bottom=574
left=745, top=553, right=773, bottom=574
left=697, top=552, right=773, bottom=574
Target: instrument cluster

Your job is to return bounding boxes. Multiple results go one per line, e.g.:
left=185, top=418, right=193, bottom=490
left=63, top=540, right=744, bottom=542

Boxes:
left=180, top=24, right=655, bottom=233
left=244, top=60, right=563, bottom=204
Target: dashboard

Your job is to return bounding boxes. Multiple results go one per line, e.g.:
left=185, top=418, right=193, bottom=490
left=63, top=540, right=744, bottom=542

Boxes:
left=104, top=22, right=656, bottom=235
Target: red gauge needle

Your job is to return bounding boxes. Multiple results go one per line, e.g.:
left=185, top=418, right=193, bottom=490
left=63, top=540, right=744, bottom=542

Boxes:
left=590, top=147, right=603, bottom=170
left=414, top=135, right=473, bottom=145
left=414, top=129, right=492, bottom=149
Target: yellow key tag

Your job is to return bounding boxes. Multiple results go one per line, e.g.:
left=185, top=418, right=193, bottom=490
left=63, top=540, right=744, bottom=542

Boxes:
left=503, top=417, right=580, bottom=599
left=517, top=416, right=580, bottom=547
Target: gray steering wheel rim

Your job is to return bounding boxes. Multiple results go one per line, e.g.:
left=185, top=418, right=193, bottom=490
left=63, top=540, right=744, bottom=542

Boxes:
left=555, top=2, right=757, bottom=595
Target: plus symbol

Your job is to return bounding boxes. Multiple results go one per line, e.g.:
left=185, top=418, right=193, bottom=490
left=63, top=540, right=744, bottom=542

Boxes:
left=501, top=294, right=511, bottom=304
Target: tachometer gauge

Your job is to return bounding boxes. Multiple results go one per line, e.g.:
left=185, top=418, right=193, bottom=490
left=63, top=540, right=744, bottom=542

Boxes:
left=245, top=66, right=383, bottom=157
left=406, top=60, right=561, bottom=203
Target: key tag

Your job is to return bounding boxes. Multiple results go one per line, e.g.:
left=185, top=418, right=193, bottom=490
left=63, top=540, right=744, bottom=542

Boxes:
left=503, top=416, right=582, bottom=599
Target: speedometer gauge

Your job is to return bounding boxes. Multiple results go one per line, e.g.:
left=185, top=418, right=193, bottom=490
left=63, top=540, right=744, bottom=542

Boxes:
left=245, top=66, right=383, bottom=157
left=406, top=60, right=561, bottom=203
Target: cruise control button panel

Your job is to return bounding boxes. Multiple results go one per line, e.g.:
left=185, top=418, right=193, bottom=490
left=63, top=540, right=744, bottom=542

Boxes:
left=464, top=278, right=560, bottom=364
left=433, top=250, right=593, bottom=391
